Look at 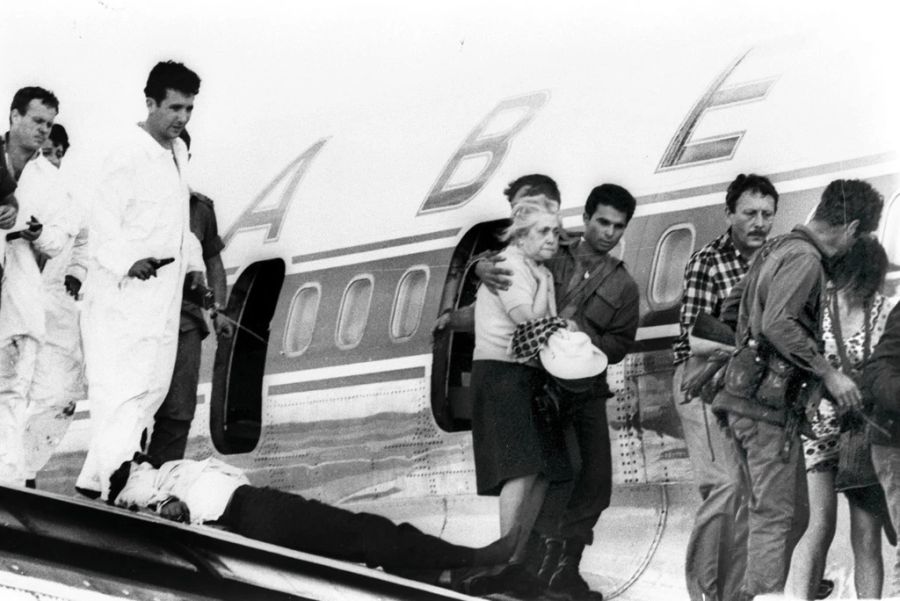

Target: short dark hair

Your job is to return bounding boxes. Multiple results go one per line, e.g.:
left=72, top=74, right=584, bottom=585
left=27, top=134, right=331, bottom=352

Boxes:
left=813, top=179, right=883, bottom=234
left=49, top=123, right=69, bottom=152
left=504, top=174, right=560, bottom=204
left=584, top=183, right=636, bottom=222
left=830, top=235, right=887, bottom=306
left=725, top=173, right=779, bottom=213
left=10, top=86, right=59, bottom=116
left=107, top=452, right=155, bottom=505
left=144, top=61, right=201, bottom=103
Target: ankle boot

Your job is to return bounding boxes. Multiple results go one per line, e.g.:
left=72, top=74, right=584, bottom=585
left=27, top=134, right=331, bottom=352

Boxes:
left=547, top=539, right=603, bottom=601
left=537, top=538, right=563, bottom=585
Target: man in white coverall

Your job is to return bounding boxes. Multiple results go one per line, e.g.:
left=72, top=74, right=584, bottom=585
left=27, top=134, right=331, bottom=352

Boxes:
left=0, top=87, right=77, bottom=485
left=21, top=126, right=89, bottom=488
left=76, top=61, right=205, bottom=498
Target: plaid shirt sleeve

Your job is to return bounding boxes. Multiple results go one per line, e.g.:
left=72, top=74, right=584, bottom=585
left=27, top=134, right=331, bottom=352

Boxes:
left=673, top=250, right=720, bottom=364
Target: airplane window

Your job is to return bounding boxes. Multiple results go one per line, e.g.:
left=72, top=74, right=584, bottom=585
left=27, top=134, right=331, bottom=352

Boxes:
left=283, top=283, right=320, bottom=356
left=336, top=275, right=374, bottom=349
left=881, top=192, right=900, bottom=267
left=649, top=224, right=695, bottom=309
left=391, top=267, right=429, bottom=341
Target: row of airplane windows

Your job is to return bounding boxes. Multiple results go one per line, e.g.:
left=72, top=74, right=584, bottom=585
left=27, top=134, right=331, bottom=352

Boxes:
left=278, top=193, right=900, bottom=358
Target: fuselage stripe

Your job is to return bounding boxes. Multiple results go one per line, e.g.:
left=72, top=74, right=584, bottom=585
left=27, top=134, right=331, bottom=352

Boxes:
left=268, top=366, right=426, bottom=395
left=291, top=228, right=460, bottom=264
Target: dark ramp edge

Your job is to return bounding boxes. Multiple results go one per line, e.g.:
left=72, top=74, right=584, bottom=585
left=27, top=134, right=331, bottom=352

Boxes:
left=0, top=484, right=470, bottom=601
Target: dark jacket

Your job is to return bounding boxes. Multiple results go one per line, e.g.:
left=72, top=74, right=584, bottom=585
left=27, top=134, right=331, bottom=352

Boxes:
left=546, top=240, right=640, bottom=398
left=865, top=302, right=900, bottom=447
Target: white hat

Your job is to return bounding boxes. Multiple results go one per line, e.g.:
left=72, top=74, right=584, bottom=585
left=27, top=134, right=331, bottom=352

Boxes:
left=539, top=330, right=608, bottom=380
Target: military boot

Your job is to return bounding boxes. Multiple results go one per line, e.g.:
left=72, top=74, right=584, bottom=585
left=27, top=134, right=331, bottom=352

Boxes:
left=537, top=538, right=563, bottom=585
left=546, top=539, right=603, bottom=601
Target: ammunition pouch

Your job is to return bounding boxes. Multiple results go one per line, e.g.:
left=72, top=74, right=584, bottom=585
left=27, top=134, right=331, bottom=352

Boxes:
left=723, top=340, right=806, bottom=411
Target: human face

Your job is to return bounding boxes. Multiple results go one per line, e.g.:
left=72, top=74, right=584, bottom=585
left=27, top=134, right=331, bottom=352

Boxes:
left=41, top=139, right=64, bottom=168
left=145, top=89, right=194, bottom=145
left=518, top=213, right=560, bottom=261
left=10, top=99, right=57, bottom=152
left=583, top=203, right=628, bottom=255
left=726, top=190, right=776, bottom=255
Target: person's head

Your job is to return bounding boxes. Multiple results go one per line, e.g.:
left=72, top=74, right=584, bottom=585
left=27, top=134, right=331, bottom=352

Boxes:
left=108, top=452, right=156, bottom=507
left=829, top=235, right=887, bottom=307
left=812, top=179, right=883, bottom=256
left=504, top=174, right=560, bottom=208
left=9, top=87, right=59, bottom=152
left=502, top=196, right=561, bottom=262
left=143, top=61, right=201, bottom=145
left=724, top=173, right=778, bottom=255
left=41, top=123, right=69, bottom=168
left=582, top=183, right=635, bottom=255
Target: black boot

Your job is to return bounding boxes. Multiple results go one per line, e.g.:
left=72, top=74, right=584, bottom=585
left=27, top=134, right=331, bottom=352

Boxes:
left=547, top=539, right=603, bottom=601
left=537, top=538, right=563, bottom=585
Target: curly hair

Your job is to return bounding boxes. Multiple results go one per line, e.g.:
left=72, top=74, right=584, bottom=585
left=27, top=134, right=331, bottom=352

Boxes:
left=725, top=173, right=779, bottom=213
left=830, top=235, right=888, bottom=306
left=813, top=179, right=884, bottom=234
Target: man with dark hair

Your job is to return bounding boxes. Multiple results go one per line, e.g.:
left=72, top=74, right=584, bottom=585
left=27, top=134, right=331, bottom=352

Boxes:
left=504, top=173, right=561, bottom=205
left=40, top=123, right=69, bottom=168
left=147, top=130, right=233, bottom=466
left=527, top=183, right=639, bottom=601
left=21, top=121, right=89, bottom=489
left=712, top=178, right=884, bottom=600
left=0, top=86, right=75, bottom=485
left=673, top=173, right=778, bottom=601
left=108, top=454, right=515, bottom=582
left=76, top=61, right=206, bottom=498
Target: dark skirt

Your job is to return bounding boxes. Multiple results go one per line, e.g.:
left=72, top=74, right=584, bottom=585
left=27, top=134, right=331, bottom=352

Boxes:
left=471, top=360, right=571, bottom=496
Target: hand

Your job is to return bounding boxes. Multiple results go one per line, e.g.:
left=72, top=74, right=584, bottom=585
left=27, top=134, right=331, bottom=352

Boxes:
left=187, top=270, right=206, bottom=290
left=433, top=311, right=453, bottom=336
left=64, top=275, right=82, bottom=298
left=128, top=258, right=160, bottom=280
left=0, top=205, right=17, bottom=230
left=158, top=498, right=190, bottom=523
left=822, top=369, right=862, bottom=409
left=213, top=313, right=234, bottom=338
left=19, top=216, right=42, bottom=241
left=474, top=254, right=513, bottom=294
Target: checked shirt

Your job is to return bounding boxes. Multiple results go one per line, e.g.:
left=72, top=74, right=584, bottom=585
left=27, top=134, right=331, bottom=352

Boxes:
left=673, top=230, right=749, bottom=365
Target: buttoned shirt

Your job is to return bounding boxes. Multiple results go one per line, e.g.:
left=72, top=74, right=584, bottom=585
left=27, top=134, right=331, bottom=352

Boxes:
left=115, top=458, right=250, bottom=525
left=673, top=231, right=749, bottom=365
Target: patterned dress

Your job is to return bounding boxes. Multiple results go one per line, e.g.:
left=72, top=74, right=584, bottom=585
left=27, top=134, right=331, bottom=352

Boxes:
left=802, top=292, right=899, bottom=472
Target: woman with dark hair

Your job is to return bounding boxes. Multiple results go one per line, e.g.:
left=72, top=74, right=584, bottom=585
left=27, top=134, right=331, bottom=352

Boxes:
left=792, top=235, right=898, bottom=599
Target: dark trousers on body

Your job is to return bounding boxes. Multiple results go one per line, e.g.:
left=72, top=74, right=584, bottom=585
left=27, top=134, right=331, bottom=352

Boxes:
left=148, top=327, right=202, bottom=465
left=536, top=392, right=612, bottom=544
left=220, top=485, right=479, bottom=573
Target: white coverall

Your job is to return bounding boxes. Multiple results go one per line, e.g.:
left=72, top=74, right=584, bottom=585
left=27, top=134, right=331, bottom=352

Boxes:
left=76, top=126, right=204, bottom=498
left=0, top=154, right=74, bottom=484
left=21, top=194, right=89, bottom=481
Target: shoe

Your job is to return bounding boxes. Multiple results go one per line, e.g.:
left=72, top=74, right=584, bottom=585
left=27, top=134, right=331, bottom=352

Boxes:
left=501, top=563, right=546, bottom=599
left=537, top=539, right=563, bottom=585
left=815, top=578, right=834, bottom=600
left=449, top=565, right=509, bottom=596
left=75, top=486, right=101, bottom=500
left=546, top=539, right=603, bottom=601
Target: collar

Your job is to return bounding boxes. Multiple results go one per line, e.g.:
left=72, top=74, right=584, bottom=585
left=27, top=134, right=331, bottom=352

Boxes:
left=569, top=238, right=621, bottom=270
left=791, top=224, right=831, bottom=258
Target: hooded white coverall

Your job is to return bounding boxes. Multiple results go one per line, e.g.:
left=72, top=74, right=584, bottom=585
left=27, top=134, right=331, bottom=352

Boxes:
left=0, top=154, right=74, bottom=484
left=21, top=194, right=89, bottom=482
left=76, top=126, right=204, bottom=497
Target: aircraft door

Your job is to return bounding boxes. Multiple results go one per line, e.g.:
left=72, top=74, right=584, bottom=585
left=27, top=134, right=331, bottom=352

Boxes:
left=211, top=259, right=285, bottom=454
left=431, top=221, right=506, bottom=432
